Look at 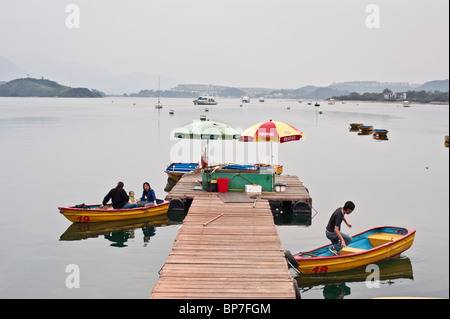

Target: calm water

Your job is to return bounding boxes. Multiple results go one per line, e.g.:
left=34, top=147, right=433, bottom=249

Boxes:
left=0, top=97, right=448, bottom=299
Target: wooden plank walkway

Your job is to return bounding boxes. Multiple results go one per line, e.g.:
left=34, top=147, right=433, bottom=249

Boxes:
left=150, top=195, right=296, bottom=299
left=166, top=170, right=311, bottom=204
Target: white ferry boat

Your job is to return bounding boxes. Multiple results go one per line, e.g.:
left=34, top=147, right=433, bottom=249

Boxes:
left=193, top=96, right=217, bottom=105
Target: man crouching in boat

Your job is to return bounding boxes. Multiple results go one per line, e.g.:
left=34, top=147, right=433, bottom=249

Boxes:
left=325, top=201, right=355, bottom=255
left=102, top=181, right=138, bottom=209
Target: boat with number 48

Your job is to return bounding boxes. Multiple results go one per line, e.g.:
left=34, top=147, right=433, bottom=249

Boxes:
left=285, top=226, right=415, bottom=274
left=58, top=199, right=170, bottom=223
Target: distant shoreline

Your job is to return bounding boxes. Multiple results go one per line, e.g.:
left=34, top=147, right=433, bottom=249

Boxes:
left=0, top=95, right=448, bottom=105
left=331, top=99, right=449, bottom=105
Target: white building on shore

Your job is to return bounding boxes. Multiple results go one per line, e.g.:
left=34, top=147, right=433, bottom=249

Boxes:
left=383, top=92, right=407, bottom=100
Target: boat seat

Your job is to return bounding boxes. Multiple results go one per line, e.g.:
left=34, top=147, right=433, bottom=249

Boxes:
left=340, top=247, right=365, bottom=255
left=367, top=233, right=403, bottom=247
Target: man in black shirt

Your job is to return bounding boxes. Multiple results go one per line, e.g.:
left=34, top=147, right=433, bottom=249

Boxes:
left=325, top=201, right=355, bottom=255
left=102, top=181, right=137, bottom=209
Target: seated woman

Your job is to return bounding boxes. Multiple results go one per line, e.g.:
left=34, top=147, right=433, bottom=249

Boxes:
left=139, top=182, right=157, bottom=206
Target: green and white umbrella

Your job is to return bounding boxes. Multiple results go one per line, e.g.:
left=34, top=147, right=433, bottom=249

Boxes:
left=174, top=121, right=240, bottom=168
left=174, top=120, right=240, bottom=140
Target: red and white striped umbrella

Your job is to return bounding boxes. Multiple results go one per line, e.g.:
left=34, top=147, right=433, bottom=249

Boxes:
left=239, top=119, right=305, bottom=166
left=239, top=119, right=305, bottom=143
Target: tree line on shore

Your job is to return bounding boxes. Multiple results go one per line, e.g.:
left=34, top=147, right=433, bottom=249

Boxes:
left=332, top=89, right=448, bottom=103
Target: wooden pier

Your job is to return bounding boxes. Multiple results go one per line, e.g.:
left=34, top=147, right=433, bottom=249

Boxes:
left=165, top=171, right=312, bottom=213
left=150, top=171, right=310, bottom=299
left=150, top=195, right=296, bottom=299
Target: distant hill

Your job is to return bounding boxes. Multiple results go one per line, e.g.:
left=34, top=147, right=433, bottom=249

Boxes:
left=168, top=80, right=448, bottom=99
left=415, top=79, right=449, bottom=92
left=169, top=83, right=350, bottom=99
left=327, top=81, right=419, bottom=94
left=0, top=78, right=103, bottom=97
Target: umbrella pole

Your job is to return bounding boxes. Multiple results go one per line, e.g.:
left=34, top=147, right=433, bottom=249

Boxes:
left=271, top=141, right=275, bottom=192
left=207, top=139, right=210, bottom=185
left=270, top=141, right=273, bottom=167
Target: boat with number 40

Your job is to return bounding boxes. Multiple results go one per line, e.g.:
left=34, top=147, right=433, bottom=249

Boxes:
left=285, top=226, right=415, bottom=274
left=58, top=199, right=170, bottom=223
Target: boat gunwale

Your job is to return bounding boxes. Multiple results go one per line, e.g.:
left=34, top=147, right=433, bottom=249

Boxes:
left=295, top=226, right=416, bottom=261
left=58, top=199, right=170, bottom=214
left=164, top=162, right=199, bottom=175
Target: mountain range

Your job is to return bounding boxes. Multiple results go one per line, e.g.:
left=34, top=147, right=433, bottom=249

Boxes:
left=1, top=55, right=448, bottom=98
left=158, top=80, right=448, bottom=99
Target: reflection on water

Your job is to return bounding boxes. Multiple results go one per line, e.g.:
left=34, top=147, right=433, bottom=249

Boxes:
left=105, top=229, right=137, bottom=247
left=373, top=134, right=389, bottom=141
left=274, top=211, right=312, bottom=226
left=321, top=283, right=351, bottom=299
left=296, top=256, right=414, bottom=299
left=60, top=211, right=187, bottom=247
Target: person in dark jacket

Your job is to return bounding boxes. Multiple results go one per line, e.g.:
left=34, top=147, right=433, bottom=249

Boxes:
left=102, top=181, right=137, bottom=209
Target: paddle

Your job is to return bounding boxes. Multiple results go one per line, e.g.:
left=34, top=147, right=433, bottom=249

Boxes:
left=203, top=213, right=224, bottom=226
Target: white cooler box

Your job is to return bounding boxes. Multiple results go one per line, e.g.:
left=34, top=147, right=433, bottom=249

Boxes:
left=245, top=184, right=262, bottom=194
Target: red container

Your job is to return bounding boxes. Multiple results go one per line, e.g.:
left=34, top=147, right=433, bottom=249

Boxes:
left=217, top=178, right=230, bottom=193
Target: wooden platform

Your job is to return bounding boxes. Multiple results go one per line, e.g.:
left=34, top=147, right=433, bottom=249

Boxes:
left=165, top=170, right=311, bottom=204
left=150, top=195, right=296, bottom=299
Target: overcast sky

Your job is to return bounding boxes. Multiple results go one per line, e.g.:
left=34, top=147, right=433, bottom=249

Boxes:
left=0, top=0, right=448, bottom=89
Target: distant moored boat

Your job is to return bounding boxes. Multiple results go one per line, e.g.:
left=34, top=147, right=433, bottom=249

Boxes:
left=193, top=96, right=217, bottom=105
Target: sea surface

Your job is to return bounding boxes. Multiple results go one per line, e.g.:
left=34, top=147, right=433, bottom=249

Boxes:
left=0, top=97, right=448, bottom=299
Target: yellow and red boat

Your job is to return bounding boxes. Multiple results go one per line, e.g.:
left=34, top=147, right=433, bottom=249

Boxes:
left=292, top=226, right=415, bottom=274
left=58, top=199, right=170, bottom=223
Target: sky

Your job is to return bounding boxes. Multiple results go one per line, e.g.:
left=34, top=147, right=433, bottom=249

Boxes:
left=0, top=0, right=449, bottom=92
